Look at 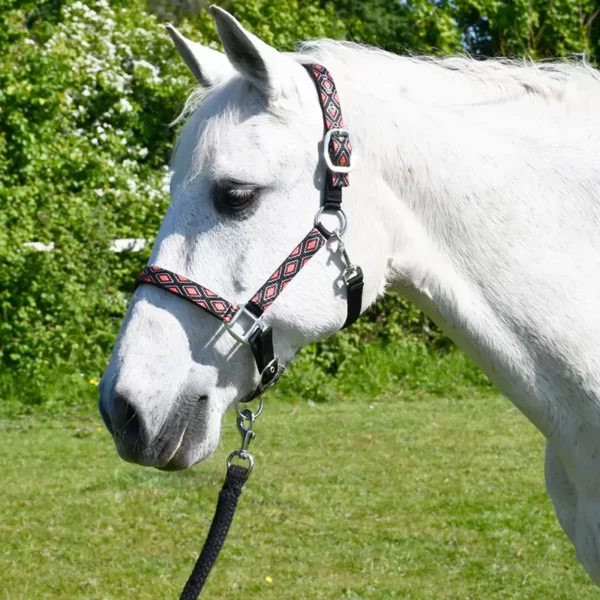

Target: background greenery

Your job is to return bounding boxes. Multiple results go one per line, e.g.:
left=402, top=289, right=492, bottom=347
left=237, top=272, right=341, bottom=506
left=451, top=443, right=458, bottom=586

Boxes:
left=1, top=0, right=598, bottom=408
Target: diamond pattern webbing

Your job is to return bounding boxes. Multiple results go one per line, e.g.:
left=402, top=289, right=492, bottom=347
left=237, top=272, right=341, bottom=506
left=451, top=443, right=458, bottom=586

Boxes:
left=249, top=227, right=327, bottom=312
left=303, top=63, right=352, bottom=188
left=135, top=228, right=326, bottom=320
left=135, top=266, right=238, bottom=323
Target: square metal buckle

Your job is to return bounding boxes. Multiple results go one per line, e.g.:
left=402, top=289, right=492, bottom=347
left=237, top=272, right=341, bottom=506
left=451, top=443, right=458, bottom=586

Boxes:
left=323, top=128, right=356, bottom=174
left=342, top=264, right=363, bottom=286
left=225, top=304, right=263, bottom=345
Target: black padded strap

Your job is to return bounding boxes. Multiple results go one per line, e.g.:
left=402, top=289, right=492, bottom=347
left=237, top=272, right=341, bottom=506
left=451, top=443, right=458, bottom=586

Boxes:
left=249, top=326, right=279, bottom=388
left=323, top=182, right=342, bottom=211
left=342, top=267, right=364, bottom=329
left=179, top=465, right=248, bottom=600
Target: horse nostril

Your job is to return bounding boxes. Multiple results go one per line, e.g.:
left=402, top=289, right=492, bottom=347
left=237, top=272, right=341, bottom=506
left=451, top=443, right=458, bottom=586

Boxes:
left=122, top=401, right=142, bottom=446
left=111, top=393, right=144, bottom=447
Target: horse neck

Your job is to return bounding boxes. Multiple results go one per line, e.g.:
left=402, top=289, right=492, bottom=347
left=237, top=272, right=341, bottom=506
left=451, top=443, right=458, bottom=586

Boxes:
left=331, top=53, right=600, bottom=438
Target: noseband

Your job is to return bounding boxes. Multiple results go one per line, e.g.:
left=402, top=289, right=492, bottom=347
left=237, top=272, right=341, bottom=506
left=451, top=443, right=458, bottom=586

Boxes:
left=135, top=63, right=364, bottom=395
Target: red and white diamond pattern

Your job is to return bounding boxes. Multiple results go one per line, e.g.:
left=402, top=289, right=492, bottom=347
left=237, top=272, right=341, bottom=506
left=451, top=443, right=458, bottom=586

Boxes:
left=135, top=266, right=238, bottom=323
left=249, top=228, right=326, bottom=312
left=303, top=63, right=352, bottom=188
left=136, top=229, right=326, bottom=323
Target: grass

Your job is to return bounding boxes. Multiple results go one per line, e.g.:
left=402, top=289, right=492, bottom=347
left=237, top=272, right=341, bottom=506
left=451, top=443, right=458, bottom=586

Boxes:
left=1, top=388, right=599, bottom=599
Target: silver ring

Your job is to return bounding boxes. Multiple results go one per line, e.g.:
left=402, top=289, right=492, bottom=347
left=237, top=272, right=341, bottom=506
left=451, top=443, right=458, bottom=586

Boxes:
left=227, top=450, right=254, bottom=476
left=235, top=394, right=264, bottom=420
left=314, top=206, right=348, bottom=237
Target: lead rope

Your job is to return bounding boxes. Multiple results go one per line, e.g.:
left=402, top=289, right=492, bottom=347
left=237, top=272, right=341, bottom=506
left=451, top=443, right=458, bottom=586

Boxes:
left=178, top=397, right=263, bottom=599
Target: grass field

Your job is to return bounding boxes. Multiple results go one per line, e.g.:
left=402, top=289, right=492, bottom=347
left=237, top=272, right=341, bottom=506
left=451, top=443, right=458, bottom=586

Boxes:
left=2, top=388, right=599, bottom=599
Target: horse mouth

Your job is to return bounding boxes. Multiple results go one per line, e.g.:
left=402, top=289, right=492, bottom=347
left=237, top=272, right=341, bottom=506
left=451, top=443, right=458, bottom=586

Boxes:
left=109, top=394, right=210, bottom=470
left=155, top=395, right=214, bottom=470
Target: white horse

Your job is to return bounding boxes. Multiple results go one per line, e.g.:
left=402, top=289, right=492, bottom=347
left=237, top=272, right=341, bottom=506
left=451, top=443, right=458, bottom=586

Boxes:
left=99, top=5, right=600, bottom=587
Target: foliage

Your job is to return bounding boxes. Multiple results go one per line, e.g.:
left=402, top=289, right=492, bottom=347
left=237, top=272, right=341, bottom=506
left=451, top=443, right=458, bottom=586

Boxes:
left=0, top=0, right=187, bottom=389
left=451, top=0, right=600, bottom=59
left=321, top=0, right=600, bottom=62
left=317, top=0, right=463, bottom=55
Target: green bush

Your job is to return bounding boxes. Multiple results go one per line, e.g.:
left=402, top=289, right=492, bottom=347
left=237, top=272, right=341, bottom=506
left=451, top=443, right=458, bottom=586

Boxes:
left=0, top=0, right=189, bottom=393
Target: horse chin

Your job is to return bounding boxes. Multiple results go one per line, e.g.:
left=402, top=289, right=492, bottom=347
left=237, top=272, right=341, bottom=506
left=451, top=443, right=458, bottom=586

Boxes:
left=130, top=393, right=223, bottom=471
left=157, top=421, right=220, bottom=471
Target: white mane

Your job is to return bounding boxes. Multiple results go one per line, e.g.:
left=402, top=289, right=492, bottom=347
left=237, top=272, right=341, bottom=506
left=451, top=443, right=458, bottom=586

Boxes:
left=296, top=40, right=600, bottom=110
left=176, top=40, right=600, bottom=171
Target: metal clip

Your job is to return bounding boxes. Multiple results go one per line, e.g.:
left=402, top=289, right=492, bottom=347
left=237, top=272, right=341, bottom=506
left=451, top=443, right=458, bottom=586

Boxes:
left=335, top=236, right=363, bottom=286
left=227, top=395, right=265, bottom=478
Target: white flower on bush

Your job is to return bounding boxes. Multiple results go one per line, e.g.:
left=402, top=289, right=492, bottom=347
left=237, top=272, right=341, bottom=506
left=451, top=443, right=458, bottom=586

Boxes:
left=118, top=98, right=134, bottom=113
left=122, top=159, right=137, bottom=170
left=133, top=59, right=162, bottom=85
left=161, top=169, right=173, bottom=194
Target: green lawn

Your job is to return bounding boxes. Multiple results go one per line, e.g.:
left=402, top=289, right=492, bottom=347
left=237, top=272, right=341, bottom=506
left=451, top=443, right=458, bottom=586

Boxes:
left=1, top=391, right=598, bottom=599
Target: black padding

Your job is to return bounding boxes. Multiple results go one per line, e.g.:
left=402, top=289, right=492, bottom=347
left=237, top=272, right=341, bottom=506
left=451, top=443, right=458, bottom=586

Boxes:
left=342, top=268, right=364, bottom=329
left=249, top=326, right=279, bottom=387
left=315, top=221, right=332, bottom=239
left=323, top=182, right=342, bottom=211
left=246, top=302, right=263, bottom=318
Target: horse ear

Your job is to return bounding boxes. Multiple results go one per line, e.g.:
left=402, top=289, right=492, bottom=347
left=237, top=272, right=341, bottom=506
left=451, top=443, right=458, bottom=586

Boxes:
left=208, top=5, right=295, bottom=99
left=166, top=23, right=235, bottom=88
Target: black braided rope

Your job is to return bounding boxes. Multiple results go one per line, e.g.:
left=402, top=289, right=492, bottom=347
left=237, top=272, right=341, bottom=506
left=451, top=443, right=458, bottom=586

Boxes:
left=179, top=465, right=249, bottom=600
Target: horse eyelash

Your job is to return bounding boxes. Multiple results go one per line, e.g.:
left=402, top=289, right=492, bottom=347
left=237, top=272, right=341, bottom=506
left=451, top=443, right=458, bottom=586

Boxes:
left=212, top=181, right=260, bottom=214
left=227, top=187, right=255, bottom=199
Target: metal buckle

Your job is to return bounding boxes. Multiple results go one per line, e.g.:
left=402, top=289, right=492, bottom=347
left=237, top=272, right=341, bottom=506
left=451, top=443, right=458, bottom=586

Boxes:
left=343, top=264, right=363, bottom=286
left=323, top=128, right=356, bottom=174
left=225, top=304, right=263, bottom=345
left=258, top=358, right=280, bottom=392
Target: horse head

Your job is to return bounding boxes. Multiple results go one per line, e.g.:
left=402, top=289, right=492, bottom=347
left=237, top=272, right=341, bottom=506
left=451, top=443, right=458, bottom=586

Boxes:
left=98, top=7, right=390, bottom=469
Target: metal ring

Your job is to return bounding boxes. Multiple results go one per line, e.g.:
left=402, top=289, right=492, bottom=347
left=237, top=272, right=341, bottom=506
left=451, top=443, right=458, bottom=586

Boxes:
left=235, top=394, right=264, bottom=420
left=314, top=206, right=348, bottom=237
left=227, top=450, right=254, bottom=476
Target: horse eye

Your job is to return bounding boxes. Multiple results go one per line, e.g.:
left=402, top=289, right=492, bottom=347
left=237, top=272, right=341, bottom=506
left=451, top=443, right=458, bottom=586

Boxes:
left=213, top=182, right=259, bottom=214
